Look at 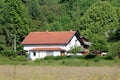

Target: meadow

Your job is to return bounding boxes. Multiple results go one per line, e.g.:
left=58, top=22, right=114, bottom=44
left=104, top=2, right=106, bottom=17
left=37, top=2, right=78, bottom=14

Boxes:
left=0, top=65, right=120, bottom=80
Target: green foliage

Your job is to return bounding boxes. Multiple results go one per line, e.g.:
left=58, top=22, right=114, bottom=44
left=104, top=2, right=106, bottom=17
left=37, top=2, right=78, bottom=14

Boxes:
left=93, top=55, right=114, bottom=62
left=44, top=21, right=63, bottom=31
left=108, top=41, right=120, bottom=56
left=108, top=28, right=120, bottom=42
left=44, top=55, right=86, bottom=61
left=85, top=54, right=96, bottom=59
left=0, top=0, right=30, bottom=51
left=15, top=56, right=27, bottom=61
left=102, top=55, right=114, bottom=60
left=68, top=46, right=81, bottom=54
left=0, top=50, right=17, bottom=57
left=44, top=56, right=56, bottom=60
left=90, top=35, right=108, bottom=53
left=44, top=56, right=68, bottom=60
left=80, top=1, right=119, bottom=35
left=0, top=54, right=119, bottom=66
left=29, top=0, right=40, bottom=20
left=108, top=0, right=120, bottom=7
left=0, top=0, right=120, bottom=56
left=34, top=58, right=41, bottom=63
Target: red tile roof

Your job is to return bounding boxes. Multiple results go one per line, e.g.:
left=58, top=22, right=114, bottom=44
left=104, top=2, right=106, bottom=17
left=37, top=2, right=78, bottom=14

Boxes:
left=30, top=48, right=65, bottom=51
left=21, top=31, right=76, bottom=45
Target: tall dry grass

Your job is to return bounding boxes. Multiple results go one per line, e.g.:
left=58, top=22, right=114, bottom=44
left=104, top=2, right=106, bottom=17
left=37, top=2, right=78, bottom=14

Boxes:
left=0, top=65, right=119, bottom=80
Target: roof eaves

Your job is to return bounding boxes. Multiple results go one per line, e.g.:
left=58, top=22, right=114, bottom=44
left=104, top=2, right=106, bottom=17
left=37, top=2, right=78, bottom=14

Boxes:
left=30, top=48, right=65, bottom=51
left=66, top=31, right=76, bottom=44
left=21, top=43, right=67, bottom=45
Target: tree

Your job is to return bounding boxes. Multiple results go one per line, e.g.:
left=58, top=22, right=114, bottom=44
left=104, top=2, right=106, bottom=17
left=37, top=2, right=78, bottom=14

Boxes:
left=0, top=0, right=6, bottom=50
left=67, top=0, right=98, bottom=17
left=0, top=0, right=120, bottom=52
left=44, top=21, right=63, bottom=31
left=80, top=1, right=119, bottom=35
left=0, top=0, right=30, bottom=50
left=29, top=0, right=40, bottom=20
left=90, top=35, right=108, bottom=54
left=109, top=41, right=120, bottom=56
left=108, top=28, right=120, bottom=42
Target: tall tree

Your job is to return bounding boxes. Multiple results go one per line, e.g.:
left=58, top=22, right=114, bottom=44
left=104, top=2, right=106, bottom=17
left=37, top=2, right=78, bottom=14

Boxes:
left=1, top=0, right=30, bottom=50
left=80, top=1, right=119, bottom=37
left=29, top=0, right=40, bottom=20
left=79, top=1, right=119, bottom=53
left=0, top=0, right=6, bottom=50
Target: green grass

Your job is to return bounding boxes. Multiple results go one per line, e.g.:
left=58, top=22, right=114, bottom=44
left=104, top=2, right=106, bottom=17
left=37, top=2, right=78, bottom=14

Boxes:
left=0, top=55, right=119, bottom=67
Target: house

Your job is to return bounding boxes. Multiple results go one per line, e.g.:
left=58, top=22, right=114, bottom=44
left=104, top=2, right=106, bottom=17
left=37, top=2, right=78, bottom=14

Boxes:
left=21, top=31, right=85, bottom=60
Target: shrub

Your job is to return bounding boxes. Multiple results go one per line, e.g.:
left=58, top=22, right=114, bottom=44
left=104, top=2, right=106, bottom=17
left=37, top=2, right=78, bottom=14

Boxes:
left=54, top=56, right=67, bottom=60
left=108, top=41, right=120, bottom=57
left=102, top=55, right=114, bottom=60
left=76, top=55, right=86, bottom=59
left=0, top=50, right=17, bottom=57
left=44, top=56, right=68, bottom=60
left=93, top=56, right=102, bottom=62
left=44, top=56, right=55, bottom=60
left=34, top=59, right=41, bottom=63
left=90, top=35, right=108, bottom=53
left=85, top=54, right=96, bottom=59
left=68, top=46, right=81, bottom=54
left=15, top=56, right=27, bottom=61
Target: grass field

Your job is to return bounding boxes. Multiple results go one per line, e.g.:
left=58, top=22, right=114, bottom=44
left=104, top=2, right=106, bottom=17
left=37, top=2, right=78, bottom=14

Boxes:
left=0, top=65, right=119, bottom=80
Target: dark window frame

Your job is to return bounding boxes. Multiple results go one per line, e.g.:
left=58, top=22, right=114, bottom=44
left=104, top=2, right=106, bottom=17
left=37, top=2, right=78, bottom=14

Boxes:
left=33, top=52, right=36, bottom=56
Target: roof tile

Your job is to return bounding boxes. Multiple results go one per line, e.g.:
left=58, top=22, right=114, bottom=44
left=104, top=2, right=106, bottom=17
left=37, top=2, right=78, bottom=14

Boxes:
left=21, top=31, right=76, bottom=45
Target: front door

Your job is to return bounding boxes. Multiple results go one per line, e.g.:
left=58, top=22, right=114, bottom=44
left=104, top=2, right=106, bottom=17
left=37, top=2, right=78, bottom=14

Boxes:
left=61, top=51, right=65, bottom=56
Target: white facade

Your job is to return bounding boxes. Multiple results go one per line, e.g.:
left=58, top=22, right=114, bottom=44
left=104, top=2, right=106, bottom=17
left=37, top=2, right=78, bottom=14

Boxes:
left=23, top=35, right=81, bottom=60
left=29, top=51, right=61, bottom=60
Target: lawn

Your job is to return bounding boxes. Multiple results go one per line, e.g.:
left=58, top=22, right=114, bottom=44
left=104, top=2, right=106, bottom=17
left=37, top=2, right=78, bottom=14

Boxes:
left=0, top=65, right=119, bottom=80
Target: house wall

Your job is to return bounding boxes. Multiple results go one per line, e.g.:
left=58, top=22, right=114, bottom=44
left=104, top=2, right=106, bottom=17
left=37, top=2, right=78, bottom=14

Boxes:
left=65, top=35, right=81, bottom=51
left=29, top=51, right=61, bottom=60
left=24, top=44, right=65, bottom=51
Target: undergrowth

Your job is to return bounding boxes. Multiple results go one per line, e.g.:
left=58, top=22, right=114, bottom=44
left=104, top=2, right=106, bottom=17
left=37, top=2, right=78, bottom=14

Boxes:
left=0, top=55, right=119, bottom=67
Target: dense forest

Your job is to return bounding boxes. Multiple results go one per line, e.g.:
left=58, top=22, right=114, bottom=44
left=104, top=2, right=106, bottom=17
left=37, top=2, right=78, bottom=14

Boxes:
left=0, top=0, right=120, bottom=56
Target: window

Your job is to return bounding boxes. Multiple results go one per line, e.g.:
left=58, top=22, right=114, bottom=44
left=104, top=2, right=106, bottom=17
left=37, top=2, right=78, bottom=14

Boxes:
left=33, top=52, right=36, bottom=56
left=46, top=51, right=53, bottom=56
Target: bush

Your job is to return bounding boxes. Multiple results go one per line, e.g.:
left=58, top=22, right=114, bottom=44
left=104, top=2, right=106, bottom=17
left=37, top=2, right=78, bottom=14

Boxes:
left=15, top=56, right=27, bottom=61
left=0, top=50, right=17, bottom=57
left=85, top=54, right=96, bottom=59
left=75, top=55, right=86, bottom=59
left=44, top=55, right=93, bottom=60
left=68, top=46, right=81, bottom=54
left=34, top=59, right=41, bottom=63
left=54, top=56, right=67, bottom=60
left=108, top=41, right=120, bottom=57
left=44, top=56, right=55, bottom=60
left=93, top=56, right=102, bottom=62
left=90, top=35, right=108, bottom=53
left=102, top=55, right=114, bottom=60
left=44, top=56, right=67, bottom=60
